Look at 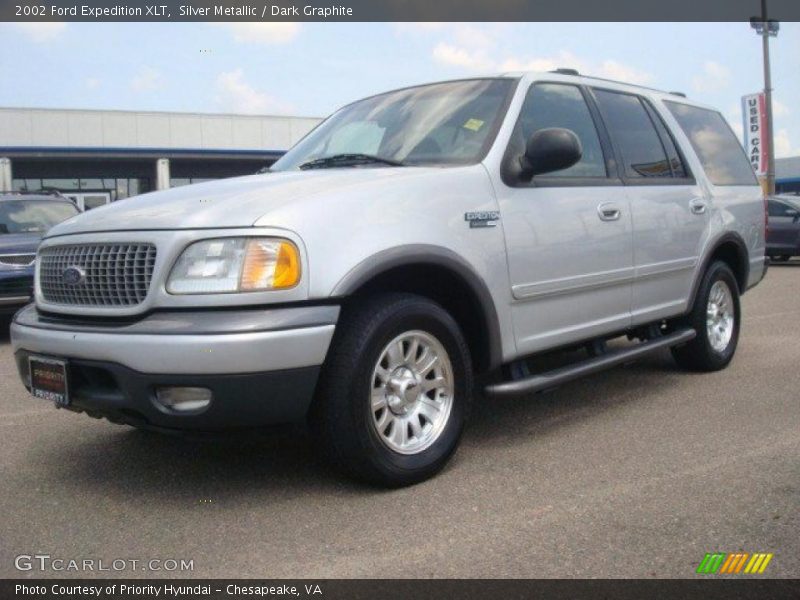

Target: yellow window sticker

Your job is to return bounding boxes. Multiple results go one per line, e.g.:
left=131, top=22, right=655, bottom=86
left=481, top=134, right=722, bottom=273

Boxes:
left=463, top=118, right=485, bottom=132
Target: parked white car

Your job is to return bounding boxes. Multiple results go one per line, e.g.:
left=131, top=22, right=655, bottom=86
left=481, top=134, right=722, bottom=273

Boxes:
left=12, top=71, right=767, bottom=486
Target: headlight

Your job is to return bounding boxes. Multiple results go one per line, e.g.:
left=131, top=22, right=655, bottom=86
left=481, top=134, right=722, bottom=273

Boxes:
left=167, top=237, right=300, bottom=294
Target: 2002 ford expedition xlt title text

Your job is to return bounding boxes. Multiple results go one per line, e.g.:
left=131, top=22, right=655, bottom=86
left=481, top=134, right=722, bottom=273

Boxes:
left=11, top=71, right=768, bottom=486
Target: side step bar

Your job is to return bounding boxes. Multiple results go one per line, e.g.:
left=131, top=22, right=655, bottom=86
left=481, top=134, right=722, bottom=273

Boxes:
left=485, top=328, right=696, bottom=398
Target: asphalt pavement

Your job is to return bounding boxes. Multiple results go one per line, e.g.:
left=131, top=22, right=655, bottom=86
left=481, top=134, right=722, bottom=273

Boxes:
left=1, top=265, right=798, bottom=579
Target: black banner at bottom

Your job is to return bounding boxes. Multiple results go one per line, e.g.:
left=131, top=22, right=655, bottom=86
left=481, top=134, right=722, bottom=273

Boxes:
left=3, top=579, right=800, bottom=600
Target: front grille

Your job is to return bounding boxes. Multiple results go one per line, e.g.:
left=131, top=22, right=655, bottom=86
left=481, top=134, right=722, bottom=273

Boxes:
left=39, top=243, right=157, bottom=307
left=0, top=254, right=35, bottom=267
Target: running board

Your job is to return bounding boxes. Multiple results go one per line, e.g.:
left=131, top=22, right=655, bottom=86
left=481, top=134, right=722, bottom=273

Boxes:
left=485, top=328, right=696, bottom=398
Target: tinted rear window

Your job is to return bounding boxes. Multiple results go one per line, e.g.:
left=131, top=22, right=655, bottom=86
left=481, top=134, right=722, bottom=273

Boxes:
left=664, top=101, right=756, bottom=186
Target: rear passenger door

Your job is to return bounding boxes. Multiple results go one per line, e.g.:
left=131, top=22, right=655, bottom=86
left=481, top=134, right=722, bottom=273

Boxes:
left=496, top=82, right=633, bottom=355
left=591, top=88, right=705, bottom=326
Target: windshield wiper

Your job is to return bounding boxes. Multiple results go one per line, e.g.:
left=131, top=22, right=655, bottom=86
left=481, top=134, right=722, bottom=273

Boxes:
left=298, top=153, right=405, bottom=170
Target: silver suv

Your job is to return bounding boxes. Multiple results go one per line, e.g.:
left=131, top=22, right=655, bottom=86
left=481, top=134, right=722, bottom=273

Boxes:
left=11, top=72, right=767, bottom=486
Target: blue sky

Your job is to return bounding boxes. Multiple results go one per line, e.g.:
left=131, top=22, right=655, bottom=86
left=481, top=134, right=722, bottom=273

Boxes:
left=0, top=21, right=798, bottom=157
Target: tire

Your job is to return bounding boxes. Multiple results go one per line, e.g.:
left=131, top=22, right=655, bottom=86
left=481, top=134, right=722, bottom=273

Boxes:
left=309, top=293, right=473, bottom=487
left=671, top=261, right=741, bottom=372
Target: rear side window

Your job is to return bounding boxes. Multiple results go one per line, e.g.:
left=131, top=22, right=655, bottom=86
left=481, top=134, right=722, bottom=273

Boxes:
left=665, top=101, right=757, bottom=186
left=510, top=83, right=607, bottom=178
left=593, top=90, right=674, bottom=179
left=768, top=200, right=798, bottom=217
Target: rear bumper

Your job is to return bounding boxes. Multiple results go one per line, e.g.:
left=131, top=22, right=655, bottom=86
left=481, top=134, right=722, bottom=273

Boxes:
left=11, top=304, right=339, bottom=429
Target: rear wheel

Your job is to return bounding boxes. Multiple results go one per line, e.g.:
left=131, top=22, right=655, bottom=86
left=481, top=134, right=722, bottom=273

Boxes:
left=671, top=261, right=740, bottom=372
left=309, top=293, right=473, bottom=487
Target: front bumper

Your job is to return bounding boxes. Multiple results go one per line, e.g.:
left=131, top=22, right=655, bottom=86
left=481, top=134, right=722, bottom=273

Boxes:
left=11, top=304, right=339, bottom=430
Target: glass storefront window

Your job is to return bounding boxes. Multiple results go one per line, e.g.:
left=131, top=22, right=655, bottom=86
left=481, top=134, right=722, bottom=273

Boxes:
left=169, top=177, right=217, bottom=187
left=116, top=179, right=129, bottom=199
left=12, top=179, right=48, bottom=192
left=79, top=178, right=104, bottom=190
left=10, top=177, right=150, bottom=201
left=42, top=178, right=80, bottom=191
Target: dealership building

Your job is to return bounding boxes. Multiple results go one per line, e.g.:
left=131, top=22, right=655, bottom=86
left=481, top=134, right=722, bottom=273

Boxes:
left=0, top=107, right=321, bottom=210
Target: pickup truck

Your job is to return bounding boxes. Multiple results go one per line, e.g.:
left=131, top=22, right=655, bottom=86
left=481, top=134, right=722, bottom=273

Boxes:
left=11, top=71, right=767, bottom=486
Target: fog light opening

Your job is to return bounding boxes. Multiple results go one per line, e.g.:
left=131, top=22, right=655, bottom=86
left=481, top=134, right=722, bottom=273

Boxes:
left=154, top=387, right=213, bottom=414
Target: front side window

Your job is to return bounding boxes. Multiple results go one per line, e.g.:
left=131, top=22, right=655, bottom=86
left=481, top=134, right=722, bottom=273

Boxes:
left=271, top=79, right=516, bottom=170
left=0, top=200, right=79, bottom=235
left=665, top=101, right=757, bottom=186
left=593, top=90, right=673, bottom=179
left=507, top=83, right=607, bottom=178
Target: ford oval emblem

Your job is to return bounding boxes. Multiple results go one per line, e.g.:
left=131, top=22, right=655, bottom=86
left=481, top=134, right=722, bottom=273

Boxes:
left=62, top=266, right=86, bottom=286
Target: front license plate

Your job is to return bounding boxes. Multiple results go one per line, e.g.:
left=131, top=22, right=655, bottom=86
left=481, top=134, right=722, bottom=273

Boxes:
left=29, top=355, right=69, bottom=408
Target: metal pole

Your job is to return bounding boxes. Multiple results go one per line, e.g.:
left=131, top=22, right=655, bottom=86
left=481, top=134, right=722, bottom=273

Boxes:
left=762, top=0, right=776, bottom=195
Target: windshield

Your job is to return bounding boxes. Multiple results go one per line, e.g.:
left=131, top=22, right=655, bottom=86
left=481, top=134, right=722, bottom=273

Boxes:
left=271, top=78, right=516, bottom=170
left=0, top=200, right=79, bottom=235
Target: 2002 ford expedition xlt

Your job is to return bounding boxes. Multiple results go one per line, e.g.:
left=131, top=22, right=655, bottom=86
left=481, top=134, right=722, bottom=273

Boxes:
left=11, top=71, right=768, bottom=486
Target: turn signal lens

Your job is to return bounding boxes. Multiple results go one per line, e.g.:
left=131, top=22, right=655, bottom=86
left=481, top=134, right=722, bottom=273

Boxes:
left=240, top=239, right=300, bottom=291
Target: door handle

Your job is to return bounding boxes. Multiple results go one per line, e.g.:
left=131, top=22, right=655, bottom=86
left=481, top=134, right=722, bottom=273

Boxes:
left=597, top=202, right=621, bottom=222
left=690, top=198, right=708, bottom=215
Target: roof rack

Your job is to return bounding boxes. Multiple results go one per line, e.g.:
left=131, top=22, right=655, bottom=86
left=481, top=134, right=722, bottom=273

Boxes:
left=550, top=68, right=580, bottom=76
left=669, top=91, right=687, bottom=97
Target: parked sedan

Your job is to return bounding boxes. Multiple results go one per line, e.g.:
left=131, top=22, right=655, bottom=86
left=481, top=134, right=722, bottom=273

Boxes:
left=767, top=195, right=800, bottom=262
left=0, top=193, right=81, bottom=314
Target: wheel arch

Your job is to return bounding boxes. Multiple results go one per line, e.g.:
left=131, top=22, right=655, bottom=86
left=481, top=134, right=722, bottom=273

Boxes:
left=331, top=245, right=503, bottom=373
left=688, top=233, right=750, bottom=310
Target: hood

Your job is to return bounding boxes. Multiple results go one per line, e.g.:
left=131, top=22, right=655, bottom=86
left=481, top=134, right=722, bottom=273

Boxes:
left=0, top=233, right=42, bottom=254
left=47, top=167, right=452, bottom=237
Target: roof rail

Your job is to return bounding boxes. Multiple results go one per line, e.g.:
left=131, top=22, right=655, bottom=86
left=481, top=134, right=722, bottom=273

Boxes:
left=550, top=68, right=580, bottom=76
left=669, top=91, right=687, bottom=97
left=550, top=71, right=682, bottom=97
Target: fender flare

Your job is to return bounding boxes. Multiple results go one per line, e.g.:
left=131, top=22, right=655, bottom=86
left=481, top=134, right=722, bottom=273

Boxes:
left=687, top=232, right=750, bottom=312
left=331, top=244, right=503, bottom=370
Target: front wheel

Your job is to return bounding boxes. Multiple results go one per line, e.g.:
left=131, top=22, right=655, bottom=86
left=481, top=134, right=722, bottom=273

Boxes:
left=309, top=293, right=473, bottom=487
left=671, top=261, right=741, bottom=372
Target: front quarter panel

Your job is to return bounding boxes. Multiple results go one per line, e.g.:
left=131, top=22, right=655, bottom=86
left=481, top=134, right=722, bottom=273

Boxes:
left=254, top=165, right=518, bottom=362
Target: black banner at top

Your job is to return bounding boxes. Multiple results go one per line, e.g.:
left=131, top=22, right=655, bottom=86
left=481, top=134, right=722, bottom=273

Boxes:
left=3, top=0, right=800, bottom=22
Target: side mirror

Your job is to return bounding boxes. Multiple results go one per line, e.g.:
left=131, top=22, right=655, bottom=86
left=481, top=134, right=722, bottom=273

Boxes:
left=520, top=128, right=583, bottom=178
